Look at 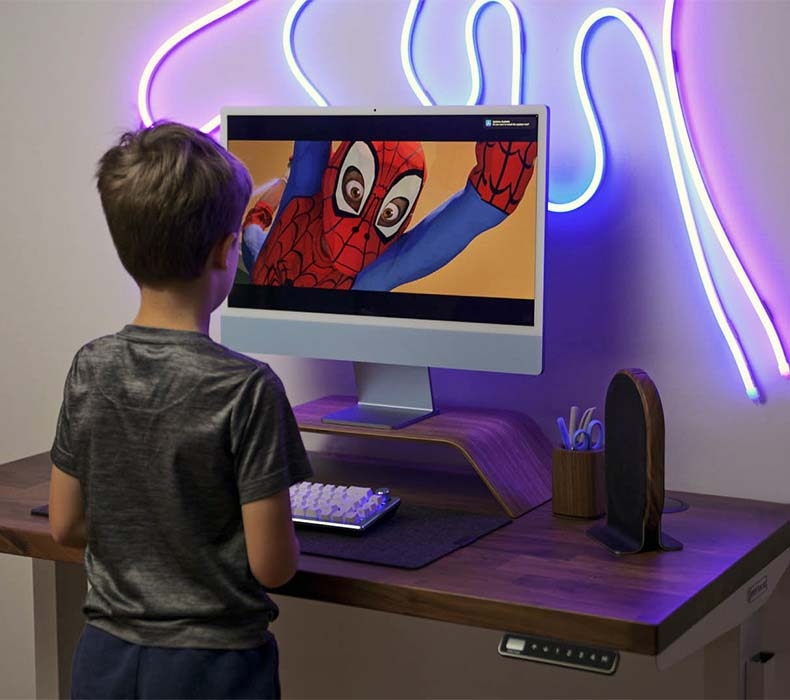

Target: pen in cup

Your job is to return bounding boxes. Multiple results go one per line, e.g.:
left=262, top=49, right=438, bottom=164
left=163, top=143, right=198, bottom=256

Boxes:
left=557, top=416, right=572, bottom=450
left=568, top=405, right=579, bottom=435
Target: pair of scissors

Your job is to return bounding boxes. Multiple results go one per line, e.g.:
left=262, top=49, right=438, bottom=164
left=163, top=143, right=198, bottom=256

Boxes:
left=572, top=418, right=604, bottom=450
left=557, top=405, right=603, bottom=450
left=571, top=406, right=604, bottom=450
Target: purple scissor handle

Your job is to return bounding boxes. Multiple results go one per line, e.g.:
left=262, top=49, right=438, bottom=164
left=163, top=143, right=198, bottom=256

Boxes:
left=572, top=419, right=604, bottom=451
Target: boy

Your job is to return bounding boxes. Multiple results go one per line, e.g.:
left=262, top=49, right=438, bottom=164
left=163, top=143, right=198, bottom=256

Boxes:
left=48, top=121, right=312, bottom=699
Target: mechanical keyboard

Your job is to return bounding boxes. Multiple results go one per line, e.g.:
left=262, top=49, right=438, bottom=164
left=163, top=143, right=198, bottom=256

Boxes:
left=290, top=481, right=400, bottom=533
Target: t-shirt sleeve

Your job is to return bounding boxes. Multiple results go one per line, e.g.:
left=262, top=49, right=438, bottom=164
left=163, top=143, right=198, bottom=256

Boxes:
left=231, top=366, right=313, bottom=504
left=50, top=354, right=80, bottom=478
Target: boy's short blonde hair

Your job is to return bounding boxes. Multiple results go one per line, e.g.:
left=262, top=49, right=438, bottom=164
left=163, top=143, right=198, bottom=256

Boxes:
left=96, top=121, right=252, bottom=286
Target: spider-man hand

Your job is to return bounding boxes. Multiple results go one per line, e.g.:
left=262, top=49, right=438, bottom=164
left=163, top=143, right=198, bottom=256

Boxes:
left=241, top=176, right=288, bottom=274
left=468, top=141, right=538, bottom=214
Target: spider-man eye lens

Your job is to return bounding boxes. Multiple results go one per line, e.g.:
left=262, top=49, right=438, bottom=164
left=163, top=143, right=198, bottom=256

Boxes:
left=342, top=168, right=365, bottom=212
left=374, top=173, right=423, bottom=241
left=334, top=142, right=376, bottom=217
left=377, top=197, right=408, bottom=227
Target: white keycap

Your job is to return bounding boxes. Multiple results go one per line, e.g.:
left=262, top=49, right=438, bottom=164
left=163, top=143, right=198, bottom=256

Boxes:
left=290, top=481, right=398, bottom=531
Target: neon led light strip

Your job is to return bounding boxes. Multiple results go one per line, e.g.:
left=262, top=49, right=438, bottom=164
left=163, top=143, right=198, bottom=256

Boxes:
left=400, top=2, right=760, bottom=399
left=137, top=0, right=254, bottom=134
left=401, top=0, right=599, bottom=212
left=138, top=0, right=784, bottom=400
left=464, top=0, right=524, bottom=105
left=283, top=0, right=328, bottom=106
left=402, top=2, right=769, bottom=399
left=551, top=10, right=606, bottom=213
left=570, top=8, right=760, bottom=400
left=400, top=1, right=524, bottom=110
left=661, top=0, right=789, bottom=379
left=401, top=0, right=432, bottom=107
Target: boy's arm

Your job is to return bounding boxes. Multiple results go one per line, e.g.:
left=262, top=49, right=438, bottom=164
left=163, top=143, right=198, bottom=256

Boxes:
left=241, top=489, right=300, bottom=589
left=48, top=465, right=87, bottom=548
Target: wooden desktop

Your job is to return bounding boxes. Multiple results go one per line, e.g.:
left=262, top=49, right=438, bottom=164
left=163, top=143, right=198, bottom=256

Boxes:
left=1, top=452, right=787, bottom=656
left=0, top=402, right=788, bottom=697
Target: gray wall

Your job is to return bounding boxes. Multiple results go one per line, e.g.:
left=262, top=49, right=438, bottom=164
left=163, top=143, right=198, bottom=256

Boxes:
left=1, top=1, right=788, bottom=697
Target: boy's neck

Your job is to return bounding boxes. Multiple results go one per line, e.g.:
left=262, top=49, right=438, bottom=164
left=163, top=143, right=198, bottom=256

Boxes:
left=133, top=283, right=211, bottom=335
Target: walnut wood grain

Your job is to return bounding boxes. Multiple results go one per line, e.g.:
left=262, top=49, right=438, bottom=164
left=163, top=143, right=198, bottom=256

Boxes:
left=1, top=452, right=788, bottom=656
left=306, top=452, right=505, bottom=515
left=552, top=448, right=605, bottom=518
left=0, top=453, right=83, bottom=564
left=278, top=489, right=789, bottom=655
left=590, top=368, right=680, bottom=553
left=293, top=395, right=553, bottom=518
left=632, top=369, right=668, bottom=547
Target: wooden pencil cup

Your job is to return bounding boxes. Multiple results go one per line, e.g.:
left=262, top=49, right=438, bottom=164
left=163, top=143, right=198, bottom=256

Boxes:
left=552, top=448, right=605, bottom=518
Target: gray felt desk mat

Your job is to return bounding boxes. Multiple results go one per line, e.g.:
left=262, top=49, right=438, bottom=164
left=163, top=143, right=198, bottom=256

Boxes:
left=296, top=503, right=511, bottom=569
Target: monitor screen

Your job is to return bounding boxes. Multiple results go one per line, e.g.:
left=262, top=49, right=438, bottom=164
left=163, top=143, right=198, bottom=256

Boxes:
left=221, top=106, right=548, bottom=389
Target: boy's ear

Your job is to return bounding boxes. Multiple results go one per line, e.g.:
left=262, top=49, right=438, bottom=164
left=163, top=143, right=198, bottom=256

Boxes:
left=211, top=232, right=238, bottom=271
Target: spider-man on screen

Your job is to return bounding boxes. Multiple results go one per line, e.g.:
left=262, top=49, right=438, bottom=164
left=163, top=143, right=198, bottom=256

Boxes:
left=241, top=138, right=537, bottom=292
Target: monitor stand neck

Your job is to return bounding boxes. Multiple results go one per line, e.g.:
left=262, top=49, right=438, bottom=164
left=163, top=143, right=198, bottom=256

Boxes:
left=321, top=362, right=437, bottom=429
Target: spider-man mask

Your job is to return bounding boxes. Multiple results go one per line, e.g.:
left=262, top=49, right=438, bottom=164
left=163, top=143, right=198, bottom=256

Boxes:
left=320, top=141, right=426, bottom=276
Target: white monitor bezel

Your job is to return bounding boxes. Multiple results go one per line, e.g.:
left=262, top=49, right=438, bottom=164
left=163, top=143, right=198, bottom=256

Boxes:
left=220, top=104, right=548, bottom=375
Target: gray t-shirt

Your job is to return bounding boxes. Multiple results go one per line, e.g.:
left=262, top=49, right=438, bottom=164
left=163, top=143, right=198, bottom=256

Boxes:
left=50, top=325, right=312, bottom=649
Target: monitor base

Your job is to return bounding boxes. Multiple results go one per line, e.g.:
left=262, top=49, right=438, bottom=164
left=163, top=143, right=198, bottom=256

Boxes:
left=321, top=362, right=436, bottom=430
left=322, top=403, right=437, bottom=430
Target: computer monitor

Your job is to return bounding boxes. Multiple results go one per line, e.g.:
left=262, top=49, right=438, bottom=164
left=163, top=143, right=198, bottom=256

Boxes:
left=221, top=105, right=549, bottom=428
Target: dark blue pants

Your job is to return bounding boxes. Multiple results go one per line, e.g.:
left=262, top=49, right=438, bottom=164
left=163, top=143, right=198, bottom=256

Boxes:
left=71, top=624, right=280, bottom=699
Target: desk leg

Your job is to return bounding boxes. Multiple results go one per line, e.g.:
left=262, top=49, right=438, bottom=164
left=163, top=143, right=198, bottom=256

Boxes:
left=703, top=614, right=775, bottom=700
left=740, top=614, right=760, bottom=699
left=741, top=614, right=776, bottom=700
left=703, top=626, right=740, bottom=698
left=32, top=560, right=59, bottom=699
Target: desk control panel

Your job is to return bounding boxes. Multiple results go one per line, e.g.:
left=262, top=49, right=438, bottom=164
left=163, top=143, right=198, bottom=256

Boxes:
left=498, top=634, right=619, bottom=675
